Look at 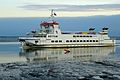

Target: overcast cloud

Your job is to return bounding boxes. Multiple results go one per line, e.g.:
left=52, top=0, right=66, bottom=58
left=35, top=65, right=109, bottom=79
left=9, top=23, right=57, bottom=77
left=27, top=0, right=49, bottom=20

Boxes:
left=21, top=4, right=120, bottom=12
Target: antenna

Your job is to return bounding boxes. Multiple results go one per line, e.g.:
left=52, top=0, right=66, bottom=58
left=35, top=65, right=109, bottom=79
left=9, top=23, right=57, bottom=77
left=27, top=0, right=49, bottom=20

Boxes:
left=50, top=9, right=57, bottom=21
left=51, top=9, right=54, bottom=17
left=49, top=9, right=54, bottom=21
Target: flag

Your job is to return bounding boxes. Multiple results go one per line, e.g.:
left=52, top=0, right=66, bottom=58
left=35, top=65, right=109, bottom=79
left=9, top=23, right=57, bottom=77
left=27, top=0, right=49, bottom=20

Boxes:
left=54, top=13, right=57, bottom=16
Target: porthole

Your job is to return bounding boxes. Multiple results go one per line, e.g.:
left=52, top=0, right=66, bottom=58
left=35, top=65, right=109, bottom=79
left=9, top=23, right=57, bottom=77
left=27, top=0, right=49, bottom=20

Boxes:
left=51, top=40, right=54, bottom=42
left=87, top=40, right=89, bottom=42
left=83, top=40, right=86, bottom=42
left=77, top=40, right=79, bottom=42
left=80, top=40, right=82, bottom=42
left=66, top=40, right=69, bottom=42
left=93, top=40, right=95, bottom=42
left=73, top=40, right=76, bottom=42
left=73, top=35, right=76, bottom=37
left=70, top=40, right=72, bottom=42
left=96, top=40, right=98, bottom=42
left=59, top=40, right=62, bottom=42
left=55, top=40, right=58, bottom=42
left=35, top=41, right=38, bottom=43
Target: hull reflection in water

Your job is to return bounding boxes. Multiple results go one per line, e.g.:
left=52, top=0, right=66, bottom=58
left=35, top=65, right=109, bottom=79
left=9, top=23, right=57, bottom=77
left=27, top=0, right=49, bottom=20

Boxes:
left=19, top=47, right=115, bottom=62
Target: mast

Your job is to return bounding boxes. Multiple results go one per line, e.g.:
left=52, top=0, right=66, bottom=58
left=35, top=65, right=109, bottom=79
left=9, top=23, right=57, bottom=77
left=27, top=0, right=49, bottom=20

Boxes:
left=50, top=9, right=54, bottom=21
left=50, top=9, right=56, bottom=21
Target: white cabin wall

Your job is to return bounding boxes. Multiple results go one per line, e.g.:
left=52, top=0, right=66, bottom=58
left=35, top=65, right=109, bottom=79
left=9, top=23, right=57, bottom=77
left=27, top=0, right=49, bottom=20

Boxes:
left=53, top=25, right=61, bottom=34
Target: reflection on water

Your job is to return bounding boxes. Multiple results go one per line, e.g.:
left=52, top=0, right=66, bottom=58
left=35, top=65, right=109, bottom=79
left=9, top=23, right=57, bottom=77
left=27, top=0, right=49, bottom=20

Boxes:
left=0, top=43, right=26, bottom=63
left=0, top=42, right=118, bottom=63
left=19, top=47, right=115, bottom=62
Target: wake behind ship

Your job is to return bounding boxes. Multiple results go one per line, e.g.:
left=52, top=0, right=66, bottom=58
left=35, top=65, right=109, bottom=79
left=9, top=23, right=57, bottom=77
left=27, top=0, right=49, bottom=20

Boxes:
left=19, top=10, right=116, bottom=48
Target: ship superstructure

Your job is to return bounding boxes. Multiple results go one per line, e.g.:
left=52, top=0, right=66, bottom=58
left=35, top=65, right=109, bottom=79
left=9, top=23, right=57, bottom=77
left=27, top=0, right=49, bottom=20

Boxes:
left=19, top=10, right=115, bottom=48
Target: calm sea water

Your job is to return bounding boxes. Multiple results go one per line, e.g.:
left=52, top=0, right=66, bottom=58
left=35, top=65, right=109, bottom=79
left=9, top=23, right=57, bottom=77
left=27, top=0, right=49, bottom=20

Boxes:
left=0, top=42, right=26, bottom=63
left=0, top=42, right=120, bottom=63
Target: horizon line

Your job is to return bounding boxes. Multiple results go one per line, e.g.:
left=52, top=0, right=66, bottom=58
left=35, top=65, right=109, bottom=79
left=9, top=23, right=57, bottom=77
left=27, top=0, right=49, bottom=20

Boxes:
left=0, top=14, right=120, bottom=18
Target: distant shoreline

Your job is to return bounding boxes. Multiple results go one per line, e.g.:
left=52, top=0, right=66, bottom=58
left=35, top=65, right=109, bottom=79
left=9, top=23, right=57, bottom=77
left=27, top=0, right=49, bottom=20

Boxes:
left=0, top=42, right=20, bottom=44
left=0, top=36, right=21, bottom=42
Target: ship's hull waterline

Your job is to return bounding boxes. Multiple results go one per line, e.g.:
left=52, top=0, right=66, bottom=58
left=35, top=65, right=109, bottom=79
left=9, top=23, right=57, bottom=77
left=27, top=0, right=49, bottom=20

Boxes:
left=21, top=42, right=115, bottom=49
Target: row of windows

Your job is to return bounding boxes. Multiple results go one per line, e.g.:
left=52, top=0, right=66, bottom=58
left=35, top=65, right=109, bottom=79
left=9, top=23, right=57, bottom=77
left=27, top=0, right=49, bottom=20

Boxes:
left=51, top=40, right=99, bottom=43
left=34, top=35, right=46, bottom=37
left=73, top=35, right=92, bottom=37
left=51, top=40, right=62, bottom=43
left=66, top=40, right=98, bottom=42
left=48, top=35, right=58, bottom=37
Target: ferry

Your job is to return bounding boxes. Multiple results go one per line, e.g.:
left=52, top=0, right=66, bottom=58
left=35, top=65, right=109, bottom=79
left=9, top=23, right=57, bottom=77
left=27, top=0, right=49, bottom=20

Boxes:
left=19, top=10, right=116, bottom=48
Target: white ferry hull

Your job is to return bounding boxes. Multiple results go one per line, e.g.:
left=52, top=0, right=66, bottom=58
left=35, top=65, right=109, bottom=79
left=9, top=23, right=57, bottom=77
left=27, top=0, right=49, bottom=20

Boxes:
left=20, top=36, right=115, bottom=49
left=21, top=42, right=115, bottom=49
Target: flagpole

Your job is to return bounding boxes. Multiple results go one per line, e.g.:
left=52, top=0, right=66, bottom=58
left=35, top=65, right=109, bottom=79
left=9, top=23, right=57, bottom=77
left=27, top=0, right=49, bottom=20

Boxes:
left=50, top=9, right=54, bottom=21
